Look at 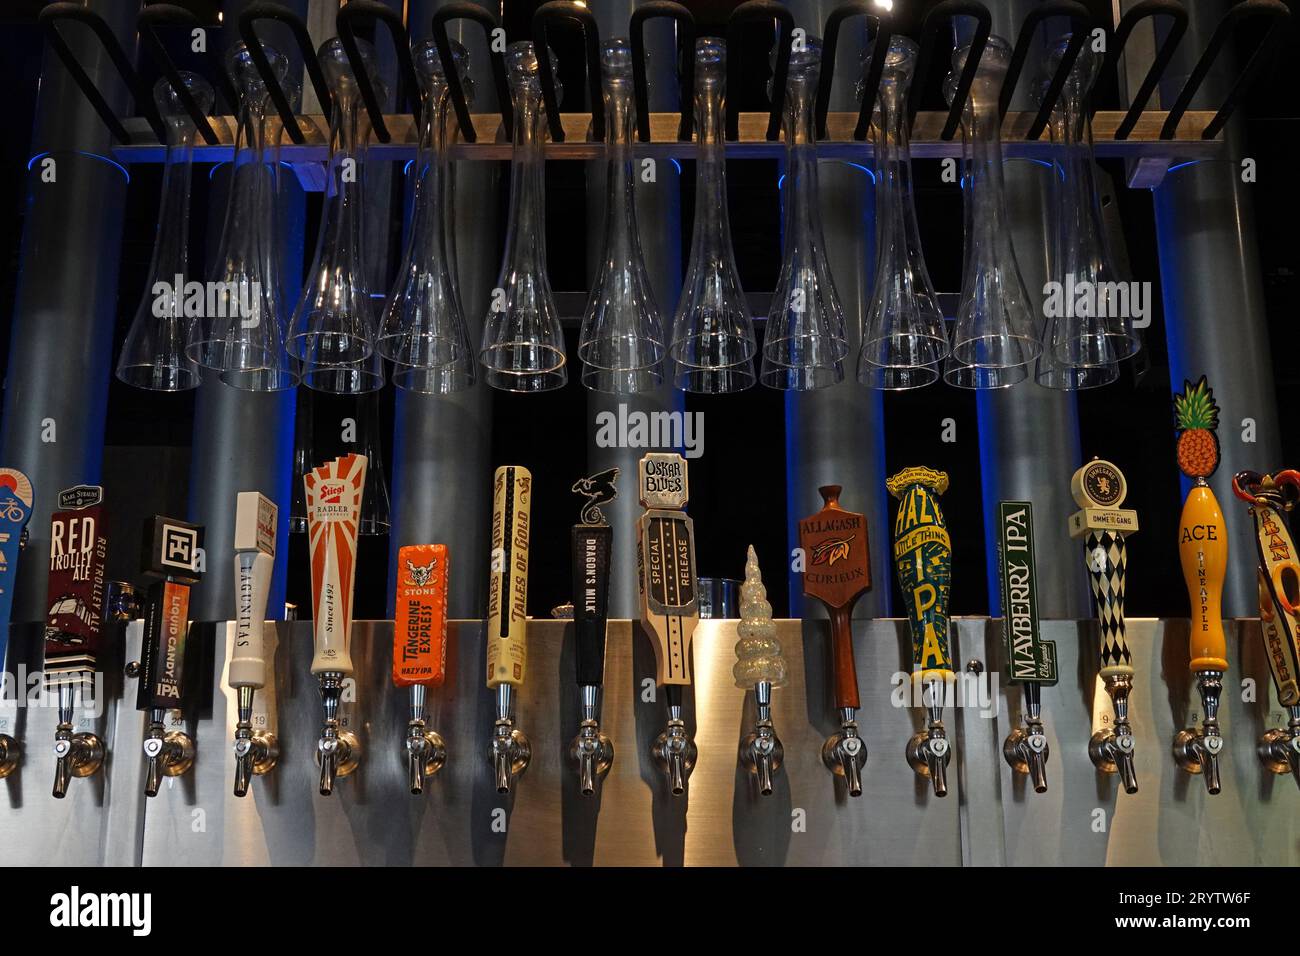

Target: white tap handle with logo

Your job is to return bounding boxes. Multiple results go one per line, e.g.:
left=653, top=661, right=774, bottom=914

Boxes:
left=230, top=492, right=277, bottom=689
left=305, top=454, right=367, bottom=677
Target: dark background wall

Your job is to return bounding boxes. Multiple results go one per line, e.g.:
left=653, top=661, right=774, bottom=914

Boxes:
left=0, top=0, right=1295, bottom=621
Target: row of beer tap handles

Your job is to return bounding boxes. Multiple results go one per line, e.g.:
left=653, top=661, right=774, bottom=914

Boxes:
left=11, top=421, right=1299, bottom=800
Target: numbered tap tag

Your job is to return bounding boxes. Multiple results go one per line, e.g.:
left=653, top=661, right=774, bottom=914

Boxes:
left=997, top=501, right=1057, bottom=686
left=394, top=544, right=448, bottom=689
left=44, top=487, right=108, bottom=681
left=0, top=469, right=33, bottom=642
left=887, top=468, right=953, bottom=680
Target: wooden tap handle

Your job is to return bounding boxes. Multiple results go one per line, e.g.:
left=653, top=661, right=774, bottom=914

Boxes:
left=829, top=603, right=859, bottom=710
left=798, top=484, right=871, bottom=713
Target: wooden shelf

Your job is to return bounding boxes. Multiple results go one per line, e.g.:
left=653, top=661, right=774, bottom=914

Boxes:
left=111, top=110, right=1222, bottom=173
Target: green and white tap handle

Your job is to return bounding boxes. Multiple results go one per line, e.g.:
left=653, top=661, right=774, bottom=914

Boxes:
left=997, top=501, right=1055, bottom=794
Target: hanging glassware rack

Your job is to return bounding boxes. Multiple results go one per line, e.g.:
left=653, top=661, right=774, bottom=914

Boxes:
left=35, top=0, right=1291, bottom=392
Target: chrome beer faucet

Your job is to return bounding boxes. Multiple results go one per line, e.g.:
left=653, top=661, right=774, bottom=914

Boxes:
left=1004, top=682, right=1050, bottom=793
left=52, top=681, right=105, bottom=799
left=491, top=683, right=531, bottom=794
left=907, top=678, right=951, bottom=797
left=316, top=673, right=360, bottom=795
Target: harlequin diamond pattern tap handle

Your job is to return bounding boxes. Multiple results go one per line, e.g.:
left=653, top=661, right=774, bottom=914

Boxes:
left=1086, top=529, right=1133, bottom=677
left=1070, top=458, right=1140, bottom=793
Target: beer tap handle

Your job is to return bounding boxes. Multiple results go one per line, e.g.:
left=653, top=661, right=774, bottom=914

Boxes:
left=888, top=468, right=954, bottom=799
left=996, top=501, right=1054, bottom=794
left=1071, top=460, right=1140, bottom=794
left=798, top=485, right=871, bottom=796
left=44, top=486, right=110, bottom=798
left=136, top=517, right=204, bottom=798
left=572, top=521, right=613, bottom=692
left=636, top=454, right=700, bottom=795
left=1085, top=532, right=1140, bottom=795
left=733, top=546, right=786, bottom=796
left=0, top=467, right=32, bottom=767
left=305, top=455, right=367, bottom=795
left=231, top=492, right=278, bottom=797
left=1171, top=380, right=1229, bottom=795
left=829, top=605, right=859, bottom=711
left=394, top=545, right=449, bottom=795
left=1233, top=470, right=1300, bottom=785
left=486, top=467, right=532, bottom=793
left=568, top=479, right=616, bottom=794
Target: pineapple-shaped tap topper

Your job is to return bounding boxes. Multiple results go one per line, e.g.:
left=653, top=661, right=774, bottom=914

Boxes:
left=732, top=546, right=787, bottom=689
left=1172, top=375, right=1229, bottom=673
left=1174, top=375, right=1221, bottom=481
